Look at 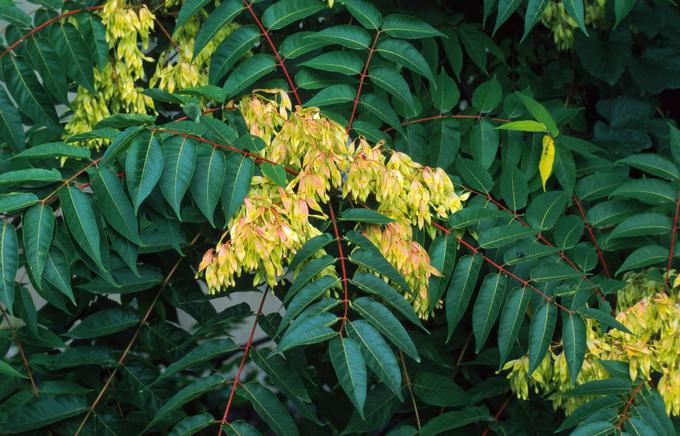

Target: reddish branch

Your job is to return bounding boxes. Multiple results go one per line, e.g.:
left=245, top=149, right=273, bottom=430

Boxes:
left=346, top=31, right=381, bottom=133
left=241, top=0, right=301, bottom=107
left=217, top=290, right=268, bottom=434
left=432, top=222, right=573, bottom=314
left=616, top=383, right=644, bottom=430
left=481, top=393, right=513, bottom=436
left=0, top=6, right=103, bottom=60
left=0, top=307, right=38, bottom=396
left=666, top=186, right=680, bottom=288
left=572, top=194, right=611, bottom=278
left=328, top=204, right=351, bottom=335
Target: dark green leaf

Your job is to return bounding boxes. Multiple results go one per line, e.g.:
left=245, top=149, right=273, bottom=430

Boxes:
left=375, top=38, right=434, bottom=81
left=237, top=382, right=300, bottom=436
left=0, top=221, right=18, bottom=313
left=343, top=0, right=382, bottom=29
left=261, top=0, right=324, bottom=30
left=329, top=336, right=367, bottom=417
left=446, top=254, right=482, bottom=339
left=0, top=395, right=87, bottom=433
left=50, top=23, right=94, bottom=93
left=193, top=0, right=242, bottom=58
left=59, top=186, right=104, bottom=269
left=209, top=25, right=260, bottom=84
left=190, top=147, right=226, bottom=226
left=224, top=54, right=277, bottom=97
left=221, top=153, right=254, bottom=223
left=472, top=273, right=508, bottom=352
left=419, top=406, right=491, bottom=436
left=126, top=132, right=165, bottom=212
left=562, top=313, right=586, bottom=383
left=22, top=204, right=54, bottom=288
left=381, top=14, right=445, bottom=39
left=498, top=287, right=531, bottom=366
left=160, top=339, right=239, bottom=380
left=160, top=135, right=197, bottom=219
left=528, top=302, right=557, bottom=374
left=91, top=168, right=140, bottom=244
left=67, top=307, right=139, bottom=338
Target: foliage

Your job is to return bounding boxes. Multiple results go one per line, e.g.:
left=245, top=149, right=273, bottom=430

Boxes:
left=0, top=0, right=680, bottom=434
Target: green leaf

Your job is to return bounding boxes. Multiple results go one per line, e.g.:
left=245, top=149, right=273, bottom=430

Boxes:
left=250, top=348, right=311, bottom=402
left=381, top=14, right=445, bottom=39
left=472, top=273, right=508, bottom=352
left=193, top=0, right=242, bottom=58
left=79, top=266, right=162, bottom=294
left=261, top=162, right=288, bottom=188
left=305, top=84, right=355, bottom=107
left=575, top=31, right=631, bottom=85
left=346, top=320, right=402, bottom=398
left=76, top=13, right=109, bottom=69
left=556, top=395, right=623, bottom=431
left=358, top=93, right=401, bottom=133
left=562, top=313, right=586, bottom=383
left=209, top=25, right=260, bottom=84
left=339, top=208, right=394, bottom=224
left=0, top=168, right=61, bottom=186
left=176, top=0, right=211, bottom=28
left=237, top=382, right=300, bottom=436
left=278, top=276, right=339, bottom=335
left=479, top=223, right=537, bottom=249
left=190, top=147, right=226, bottom=226
left=44, top=247, right=74, bottom=304
left=0, top=395, right=87, bottom=433
left=144, top=375, right=227, bottom=431
left=492, top=0, right=523, bottom=34
left=315, top=25, right=371, bottom=50
left=91, top=168, right=140, bottom=244
left=262, top=0, right=324, bottom=30
left=569, top=379, right=632, bottom=396
left=352, top=297, right=419, bottom=362
left=579, top=307, right=632, bottom=334
left=221, top=153, right=254, bottom=222
left=562, top=0, right=588, bottom=34
left=419, top=406, right=491, bottom=436
left=525, top=190, right=569, bottom=230
left=300, top=51, right=363, bottom=76
left=0, top=87, right=25, bottom=151
left=617, top=153, right=679, bottom=180
left=22, top=204, right=54, bottom=288
left=101, top=126, right=144, bottom=166
left=430, top=70, right=459, bottom=113
left=616, top=245, right=667, bottom=275
left=349, top=248, right=411, bottom=294
left=470, top=119, right=499, bottom=169
left=368, top=65, right=414, bottom=106
left=569, top=422, right=614, bottom=436
left=504, top=241, right=559, bottom=266
left=497, top=120, right=547, bottom=132
left=343, top=0, right=382, bottom=29
left=554, top=215, right=584, bottom=249
left=0, top=221, right=18, bottom=313
left=530, top=262, right=583, bottom=282
left=50, top=23, right=94, bottom=93
left=125, top=132, right=165, bottom=213
left=160, top=339, right=239, bottom=380
left=517, top=93, right=559, bottom=137
left=587, top=200, right=641, bottom=229
left=67, top=307, right=139, bottom=338
left=351, top=272, right=423, bottom=329
left=472, top=77, right=502, bottom=113
left=0, top=4, right=31, bottom=27
left=224, top=54, right=277, bottom=97
left=611, top=179, right=676, bottom=205
left=15, top=142, right=90, bottom=160
left=428, top=119, right=460, bottom=169
left=528, top=302, right=557, bottom=374
left=277, top=312, right=338, bottom=352
left=500, top=165, right=528, bottom=211
left=59, top=186, right=104, bottom=269
left=446, top=254, right=482, bottom=339
left=286, top=255, right=335, bottom=303
left=160, top=135, right=197, bottom=219
left=498, top=287, right=531, bottom=366
left=170, top=413, right=215, bottom=436
left=2, top=55, right=59, bottom=127
left=0, top=360, right=26, bottom=379
left=413, top=372, right=466, bottom=407
left=447, top=206, right=505, bottom=229
left=455, top=158, right=493, bottom=193
left=329, top=336, right=367, bottom=417
left=0, top=192, right=39, bottom=214
left=614, top=0, right=636, bottom=28
left=375, top=38, right=434, bottom=82
left=609, top=212, right=671, bottom=240
left=280, top=31, right=330, bottom=60
left=576, top=172, right=629, bottom=201
left=289, top=234, right=334, bottom=270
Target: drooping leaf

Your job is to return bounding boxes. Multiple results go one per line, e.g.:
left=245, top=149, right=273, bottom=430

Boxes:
left=160, top=135, right=198, bottom=219
left=523, top=0, right=549, bottom=40
left=278, top=276, right=339, bottom=334
left=22, top=204, right=54, bottom=288
left=471, top=77, right=502, bottom=113
left=413, top=372, right=466, bottom=407
left=277, top=312, right=338, bottom=352
left=349, top=248, right=411, bottom=294
left=419, top=406, right=491, bottom=436
left=224, top=54, right=277, bottom=97
left=160, top=339, right=239, bottom=380
left=250, top=348, right=311, bottom=403
left=261, top=0, right=325, bottom=30
left=343, top=0, right=382, bottom=29
left=478, top=223, right=537, bottom=249
left=315, top=25, right=372, bottom=50
left=562, top=313, right=586, bottom=383
left=329, top=336, right=367, bottom=417
left=237, top=382, right=301, bottom=436
left=299, top=51, right=363, bottom=76
left=176, top=0, right=211, bottom=28
left=375, top=38, right=435, bottom=82
left=472, top=273, right=508, bottom=352
left=430, top=70, right=460, bottom=113
left=351, top=272, right=424, bottom=329
left=0, top=395, right=87, bottom=433
left=190, top=147, right=226, bottom=226
left=2, top=55, right=59, bottom=127
left=381, top=14, right=445, bottom=39
left=209, top=25, right=260, bottom=84
left=0, top=220, right=18, bottom=313
left=339, top=208, right=394, bottom=225
left=368, top=65, right=414, bottom=106
left=525, top=190, right=569, bottom=231
left=221, top=153, right=254, bottom=222
left=193, top=0, right=242, bottom=58
left=43, top=247, right=74, bottom=304
left=562, top=0, right=588, bottom=34
left=125, top=132, right=165, bottom=213
left=66, top=307, right=139, bottom=339
left=470, top=119, right=499, bottom=169
left=305, top=84, right=356, bottom=107
left=498, top=287, right=531, bottom=366
left=91, top=168, right=140, bottom=244
left=616, top=245, right=667, bottom=275
left=59, top=186, right=104, bottom=270
left=446, top=254, right=482, bottom=339
left=170, top=413, right=216, bottom=436
left=50, top=23, right=95, bottom=93
left=528, top=302, right=557, bottom=374
left=493, top=0, right=523, bottom=34
left=0, top=86, right=25, bottom=151
left=500, top=165, right=528, bottom=211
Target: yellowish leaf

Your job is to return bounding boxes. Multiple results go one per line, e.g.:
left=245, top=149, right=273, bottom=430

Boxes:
left=539, top=135, right=555, bottom=191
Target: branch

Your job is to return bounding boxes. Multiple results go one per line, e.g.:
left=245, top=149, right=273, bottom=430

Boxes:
left=346, top=31, right=381, bottom=133
left=572, top=194, right=611, bottom=278
left=74, top=232, right=203, bottom=436
left=241, top=0, right=301, bottom=107
left=481, top=393, right=513, bottom=436
left=0, top=306, right=39, bottom=397
left=399, top=350, right=421, bottom=430
left=432, top=222, right=573, bottom=314
left=217, top=289, right=268, bottom=434
left=328, top=203, right=350, bottom=335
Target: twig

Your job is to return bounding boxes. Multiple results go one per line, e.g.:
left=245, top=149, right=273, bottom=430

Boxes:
left=0, top=306, right=39, bottom=397
left=399, top=350, right=421, bottom=430
left=217, top=290, right=268, bottom=435
left=346, top=31, right=381, bottom=133
left=481, top=393, right=513, bottom=436
left=572, top=194, right=611, bottom=278
left=328, top=204, right=350, bottom=335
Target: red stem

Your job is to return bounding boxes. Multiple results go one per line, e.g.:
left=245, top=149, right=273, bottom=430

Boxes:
left=432, top=222, right=573, bottom=314
left=383, top=114, right=512, bottom=132
left=346, top=31, right=380, bottom=133
left=572, top=194, right=611, bottom=278
left=0, top=6, right=103, bottom=60
left=328, top=204, right=350, bottom=335
left=616, top=383, right=643, bottom=429
left=481, top=394, right=513, bottom=436
left=218, top=290, right=268, bottom=434
left=666, top=186, right=680, bottom=288
left=241, top=0, right=301, bottom=107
